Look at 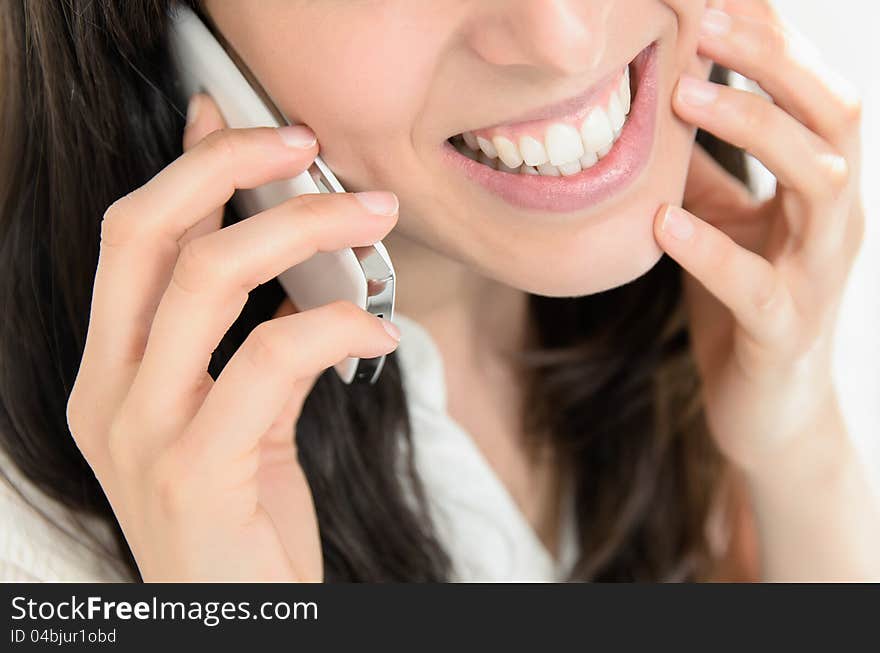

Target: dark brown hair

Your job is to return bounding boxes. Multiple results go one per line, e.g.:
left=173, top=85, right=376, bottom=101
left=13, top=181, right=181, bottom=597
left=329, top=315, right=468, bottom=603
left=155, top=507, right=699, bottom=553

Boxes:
left=0, top=1, right=746, bottom=581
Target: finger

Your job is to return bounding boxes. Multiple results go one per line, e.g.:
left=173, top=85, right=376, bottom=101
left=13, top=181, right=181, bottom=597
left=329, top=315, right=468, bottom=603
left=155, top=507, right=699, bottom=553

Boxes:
left=87, top=121, right=319, bottom=372
left=683, top=143, right=755, bottom=219
left=182, top=301, right=401, bottom=466
left=722, top=0, right=778, bottom=22
left=129, top=191, right=399, bottom=421
left=71, top=93, right=234, bottom=458
left=654, top=204, right=795, bottom=348
left=673, top=76, right=849, bottom=241
left=696, top=7, right=862, bottom=154
left=179, top=93, right=227, bottom=248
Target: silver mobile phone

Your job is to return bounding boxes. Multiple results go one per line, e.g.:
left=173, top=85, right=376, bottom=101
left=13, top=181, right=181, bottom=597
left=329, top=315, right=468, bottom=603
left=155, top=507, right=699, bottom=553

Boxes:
left=168, top=5, right=395, bottom=384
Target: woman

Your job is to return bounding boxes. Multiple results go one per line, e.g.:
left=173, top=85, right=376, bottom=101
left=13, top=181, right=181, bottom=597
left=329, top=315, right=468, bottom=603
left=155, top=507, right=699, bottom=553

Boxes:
left=0, top=0, right=876, bottom=582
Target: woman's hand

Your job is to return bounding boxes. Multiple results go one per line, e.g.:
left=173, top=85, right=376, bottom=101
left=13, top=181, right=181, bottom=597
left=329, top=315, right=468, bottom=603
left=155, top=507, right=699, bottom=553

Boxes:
left=65, top=94, right=402, bottom=581
left=655, top=0, right=865, bottom=473
left=654, top=0, right=880, bottom=580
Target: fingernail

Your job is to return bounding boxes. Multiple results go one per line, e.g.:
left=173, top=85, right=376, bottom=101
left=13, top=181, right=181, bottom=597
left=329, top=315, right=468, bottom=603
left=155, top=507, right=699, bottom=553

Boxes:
left=662, top=206, right=694, bottom=241
left=380, top=318, right=401, bottom=342
left=278, top=125, right=317, bottom=148
left=355, top=191, right=399, bottom=216
left=677, top=76, right=718, bottom=106
left=186, top=95, right=202, bottom=126
left=701, top=8, right=731, bottom=37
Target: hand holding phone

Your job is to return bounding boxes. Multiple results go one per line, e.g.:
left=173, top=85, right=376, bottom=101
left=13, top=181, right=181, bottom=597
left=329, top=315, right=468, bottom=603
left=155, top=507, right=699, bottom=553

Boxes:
left=68, top=89, right=402, bottom=580
left=62, top=5, right=406, bottom=580
left=168, top=4, right=396, bottom=385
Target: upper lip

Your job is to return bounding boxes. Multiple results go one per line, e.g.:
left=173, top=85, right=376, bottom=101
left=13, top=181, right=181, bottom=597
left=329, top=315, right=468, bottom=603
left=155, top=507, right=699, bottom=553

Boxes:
left=456, top=40, right=653, bottom=135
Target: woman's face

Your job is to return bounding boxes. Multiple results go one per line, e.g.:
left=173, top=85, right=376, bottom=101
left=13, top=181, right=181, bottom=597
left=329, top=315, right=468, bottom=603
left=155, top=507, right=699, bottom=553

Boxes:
left=204, top=0, right=713, bottom=296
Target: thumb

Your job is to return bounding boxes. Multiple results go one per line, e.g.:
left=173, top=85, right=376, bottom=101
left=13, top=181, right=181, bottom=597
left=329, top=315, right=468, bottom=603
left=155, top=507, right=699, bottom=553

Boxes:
left=179, top=93, right=228, bottom=247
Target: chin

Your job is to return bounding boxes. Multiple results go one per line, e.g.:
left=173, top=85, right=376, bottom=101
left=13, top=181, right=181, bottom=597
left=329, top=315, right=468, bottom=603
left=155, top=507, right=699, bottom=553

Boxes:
left=497, top=204, right=669, bottom=298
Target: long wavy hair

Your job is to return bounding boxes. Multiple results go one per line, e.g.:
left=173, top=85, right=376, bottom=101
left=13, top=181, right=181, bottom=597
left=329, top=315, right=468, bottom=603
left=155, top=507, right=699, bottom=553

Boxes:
left=0, top=1, right=747, bottom=581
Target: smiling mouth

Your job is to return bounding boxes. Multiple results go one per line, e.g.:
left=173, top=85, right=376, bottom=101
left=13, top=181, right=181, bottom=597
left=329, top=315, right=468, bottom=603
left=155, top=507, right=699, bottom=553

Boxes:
left=442, top=42, right=659, bottom=212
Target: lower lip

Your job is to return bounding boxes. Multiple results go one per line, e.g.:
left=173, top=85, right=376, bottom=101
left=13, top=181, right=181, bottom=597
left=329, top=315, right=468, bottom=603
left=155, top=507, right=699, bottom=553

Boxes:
left=441, top=43, right=659, bottom=213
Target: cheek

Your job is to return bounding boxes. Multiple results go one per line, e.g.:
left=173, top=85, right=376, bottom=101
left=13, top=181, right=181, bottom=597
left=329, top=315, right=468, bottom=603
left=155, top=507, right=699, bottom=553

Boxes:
left=255, top=11, right=439, bottom=187
left=664, top=0, right=714, bottom=78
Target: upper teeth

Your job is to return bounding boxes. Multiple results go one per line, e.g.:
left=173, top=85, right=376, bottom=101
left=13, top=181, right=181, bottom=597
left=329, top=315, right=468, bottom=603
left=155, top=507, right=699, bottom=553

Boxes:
left=518, top=136, right=548, bottom=167
left=454, top=66, right=632, bottom=176
left=545, top=123, right=585, bottom=167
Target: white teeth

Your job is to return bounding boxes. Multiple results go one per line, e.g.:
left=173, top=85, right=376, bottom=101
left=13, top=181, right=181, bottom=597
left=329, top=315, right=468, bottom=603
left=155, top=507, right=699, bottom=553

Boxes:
left=545, top=123, right=585, bottom=167
left=462, top=131, right=480, bottom=151
left=493, top=136, right=524, bottom=169
left=580, top=107, right=615, bottom=155
left=619, top=67, right=631, bottom=116
left=456, top=66, right=633, bottom=174
left=537, top=162, right=561, bottom=177
left=579, top=151, right=599, bottom=169
left=558, top=160, right=582, bottom=176
left=476, top=136, right=498, bottom=159
left=607, top=92, right=626, bottom=137
left=518, top=135, right=549, bottom=167
left=478, top=151, right=498, bottom=169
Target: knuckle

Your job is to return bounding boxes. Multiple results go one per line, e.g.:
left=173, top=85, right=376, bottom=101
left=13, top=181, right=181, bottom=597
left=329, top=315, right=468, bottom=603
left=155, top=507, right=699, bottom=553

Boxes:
left=737, top=96, right=768, bottom=141
left=65, top=397, right=98, bottom=463
left=172, top=237, right=226, bottom=294
left=288, top=191, right=323, bottom=211
left=200, top=127, right=239, bottom=162
left=752, top=269, right=785, bottom=317
left=325, top=299, right=364, bottom=324
left=758, top=22, right=789, bottom=62
left=243, top=321, right=288, bottom=372
left=286, top=193, right=327, bottom=230
left=65, top=385, right=87, bottom=437
left=100, top=195, right=137, bottom=248
left=841, top=94, right=863, bottom=124
left=819, top=153, right=850, bottom=199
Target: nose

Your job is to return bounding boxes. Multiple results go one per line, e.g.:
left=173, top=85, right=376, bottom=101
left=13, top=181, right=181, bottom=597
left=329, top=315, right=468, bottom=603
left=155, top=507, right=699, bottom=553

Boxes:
left=466, top=0, right=609, bottom=75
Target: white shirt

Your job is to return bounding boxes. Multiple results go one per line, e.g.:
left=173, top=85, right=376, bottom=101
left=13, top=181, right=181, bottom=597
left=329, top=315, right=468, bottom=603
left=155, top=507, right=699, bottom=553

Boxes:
left=0, top=311, right=577, bottom=582
left=394, top=312, right=579, bottom=581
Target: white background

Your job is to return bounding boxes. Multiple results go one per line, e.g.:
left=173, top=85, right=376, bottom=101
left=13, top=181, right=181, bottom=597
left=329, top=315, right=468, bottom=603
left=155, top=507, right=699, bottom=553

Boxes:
left=771, top=1, right=879, bottom=487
